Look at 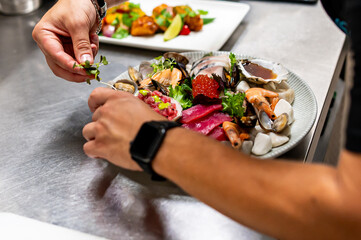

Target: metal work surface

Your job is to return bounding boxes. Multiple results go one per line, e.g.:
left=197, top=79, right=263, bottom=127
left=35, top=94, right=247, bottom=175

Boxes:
left=0, top=0, right=346, bottom=239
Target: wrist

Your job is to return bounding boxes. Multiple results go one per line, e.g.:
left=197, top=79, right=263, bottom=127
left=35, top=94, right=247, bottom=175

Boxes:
left=129, top=121, right=180, bottom=181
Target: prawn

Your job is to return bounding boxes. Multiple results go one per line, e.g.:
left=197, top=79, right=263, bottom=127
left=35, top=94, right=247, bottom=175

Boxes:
left=245, top=88, right=279, bottom=120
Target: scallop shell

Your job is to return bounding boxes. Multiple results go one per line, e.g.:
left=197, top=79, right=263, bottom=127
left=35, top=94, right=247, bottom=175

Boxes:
left=239, top=59, right=288, bottom=84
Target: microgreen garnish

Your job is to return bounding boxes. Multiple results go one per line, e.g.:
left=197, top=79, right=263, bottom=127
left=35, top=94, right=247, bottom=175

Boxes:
left=149, top=57, right=177, bottom=76
left=73, top=55, right=109, bottom=84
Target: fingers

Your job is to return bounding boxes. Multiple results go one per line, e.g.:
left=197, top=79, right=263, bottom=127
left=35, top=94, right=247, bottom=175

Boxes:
left=82, top=122, right=96, bottom=141
left=45, top=56, right=91, bottom=82
left=83, top=140, right=104, bottom=159
left=90, top=33, right=99, bottom=57
left=69, top=25, right=94, bottom=64
left=88, top=88, right=129, bottom=112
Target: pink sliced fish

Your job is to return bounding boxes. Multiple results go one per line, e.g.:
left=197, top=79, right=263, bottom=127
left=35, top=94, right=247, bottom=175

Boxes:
left=182, top=112, right=232, bottom=135
left=207, top=126, right=227, bottom=141
left=180, top=104, right=223, bottom=124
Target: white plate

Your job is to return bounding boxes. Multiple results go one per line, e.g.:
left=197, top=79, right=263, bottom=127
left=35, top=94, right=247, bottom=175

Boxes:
left=99, top=0, right=250, bottom=51
left=112, top=51, right=317, bottom=159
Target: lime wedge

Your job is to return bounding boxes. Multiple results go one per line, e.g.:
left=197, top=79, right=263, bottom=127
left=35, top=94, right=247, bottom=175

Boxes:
left=164, top=14, right=183, bottom=41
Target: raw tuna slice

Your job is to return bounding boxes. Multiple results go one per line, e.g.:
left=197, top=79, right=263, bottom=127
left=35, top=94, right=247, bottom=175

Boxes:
left=180, top=104, right=223, bottom=124
left=182, top=112, right=231, bottom=135
left=208, top=126, right=227, bottom=141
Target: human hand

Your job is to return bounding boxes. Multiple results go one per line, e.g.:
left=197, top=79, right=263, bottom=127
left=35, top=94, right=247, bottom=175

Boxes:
left=82, top=87, right=166, bottom=170
left=32, top=0, right=99, bottom=82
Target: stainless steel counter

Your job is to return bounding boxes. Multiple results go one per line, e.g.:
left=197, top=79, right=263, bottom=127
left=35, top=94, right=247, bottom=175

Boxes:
left=0, top=0, right=347, bottom=239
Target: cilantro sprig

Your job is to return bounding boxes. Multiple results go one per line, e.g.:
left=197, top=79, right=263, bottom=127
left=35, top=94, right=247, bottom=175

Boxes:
left=73, top=55, right=109, bottom=84
left=222, top=90, right=246, bottom=118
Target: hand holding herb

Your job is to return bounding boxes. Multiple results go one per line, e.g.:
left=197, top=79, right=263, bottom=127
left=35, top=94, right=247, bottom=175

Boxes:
left=73, top=56, right=109, bottom=84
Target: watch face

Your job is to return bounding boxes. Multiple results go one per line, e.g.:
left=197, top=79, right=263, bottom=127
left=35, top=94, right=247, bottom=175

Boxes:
left=130, top=123, right=165, bottom=163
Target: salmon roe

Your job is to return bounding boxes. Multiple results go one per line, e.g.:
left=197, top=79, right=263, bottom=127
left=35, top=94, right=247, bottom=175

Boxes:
left=192, top=75, right=220, bottom=99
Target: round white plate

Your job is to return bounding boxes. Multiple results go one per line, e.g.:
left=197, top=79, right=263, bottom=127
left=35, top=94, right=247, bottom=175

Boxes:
left=112, top=51, right=318, bottom=159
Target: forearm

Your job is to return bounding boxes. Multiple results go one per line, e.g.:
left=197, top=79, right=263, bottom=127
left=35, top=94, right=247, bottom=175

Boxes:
left=153, top=128, right=361, bottom=240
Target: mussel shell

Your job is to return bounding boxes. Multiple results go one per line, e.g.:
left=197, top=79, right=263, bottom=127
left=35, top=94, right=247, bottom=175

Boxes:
left=151, top=79, right=169, bottom=96
left=163, top=52, right=189, bottom=65
left=174, top=62, right=190, bottom=79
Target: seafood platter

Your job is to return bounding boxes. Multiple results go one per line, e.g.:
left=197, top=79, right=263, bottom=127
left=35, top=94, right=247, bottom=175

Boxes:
left=98, top=0, right=250, bottom=51
left=108, top=51, right=317, bottom=159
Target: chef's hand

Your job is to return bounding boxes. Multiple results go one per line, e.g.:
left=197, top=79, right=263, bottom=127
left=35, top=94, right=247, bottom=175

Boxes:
left=82, top=88, right=166, bottom=170
left=32, top=0, right=99, bottom=82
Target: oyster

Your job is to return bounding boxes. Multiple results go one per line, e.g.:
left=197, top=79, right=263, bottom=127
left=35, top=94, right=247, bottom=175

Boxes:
left=239, top=59, right=288, bottom=84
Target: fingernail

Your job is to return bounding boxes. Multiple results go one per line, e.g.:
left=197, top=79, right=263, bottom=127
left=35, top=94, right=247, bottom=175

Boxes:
left=81, top=54, right=92, bottom=63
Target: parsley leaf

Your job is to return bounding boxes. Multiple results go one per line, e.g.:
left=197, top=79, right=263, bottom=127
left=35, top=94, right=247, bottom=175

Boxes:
left=222, top=90, right=246, bottom=118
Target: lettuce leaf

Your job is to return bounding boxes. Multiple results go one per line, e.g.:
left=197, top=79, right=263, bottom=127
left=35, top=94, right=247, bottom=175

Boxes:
left=169, top=83, right=193, bottom=109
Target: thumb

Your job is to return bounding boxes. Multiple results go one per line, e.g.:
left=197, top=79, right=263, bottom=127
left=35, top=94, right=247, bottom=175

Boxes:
left=71, top=28, right=94, bottom=64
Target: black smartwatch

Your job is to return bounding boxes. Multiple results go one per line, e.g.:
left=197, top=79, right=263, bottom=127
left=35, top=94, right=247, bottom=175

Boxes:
left=130, top=121, right=180, bottom=181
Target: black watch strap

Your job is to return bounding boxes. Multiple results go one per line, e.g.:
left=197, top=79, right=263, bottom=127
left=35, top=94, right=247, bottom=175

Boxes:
left=130, top=121, right=180, bottom=181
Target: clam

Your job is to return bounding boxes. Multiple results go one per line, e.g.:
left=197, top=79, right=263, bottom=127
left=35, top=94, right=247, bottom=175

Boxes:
left=274, top=99, right=295, bottom=124
left=163, top=52, right=189, bottom=65
left=239, top=59, right=288, bottom=84
left=128, top=66, right=142, bottom=86
left=139, top=61, right=154, bottom=79
left=273, top=113, right=289, bottom=133
left=254, top=108, right=289, bottom=133
left=108, top=79, right=138, bottom=95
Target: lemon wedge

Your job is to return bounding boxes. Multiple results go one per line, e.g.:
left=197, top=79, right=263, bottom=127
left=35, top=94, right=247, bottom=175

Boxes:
left=164, top=14, right=183, bottom=41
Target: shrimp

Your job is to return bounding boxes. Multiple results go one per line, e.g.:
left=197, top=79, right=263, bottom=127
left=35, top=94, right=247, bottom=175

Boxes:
left=245, top=88, right=279, bottom=120
left=223, top=121, right=242, bottom=149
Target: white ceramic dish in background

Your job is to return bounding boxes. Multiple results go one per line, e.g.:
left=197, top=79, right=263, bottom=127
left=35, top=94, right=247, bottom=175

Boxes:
left=111, top=51, right=317, bottom=159
left=99, top=0, right=250, bottom=51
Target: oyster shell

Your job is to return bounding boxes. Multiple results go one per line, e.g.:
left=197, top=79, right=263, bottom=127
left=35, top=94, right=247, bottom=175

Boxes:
left=239, top=59, right=288, bottom=84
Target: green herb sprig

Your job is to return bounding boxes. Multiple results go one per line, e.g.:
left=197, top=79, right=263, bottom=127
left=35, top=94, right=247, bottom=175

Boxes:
left=229, top=52, right=237, bottom=75
left=149, top=56, right=177, bottom=76
left=222, top=90, right=246, bottom=118
left=73, top=55, right=109, bottom=84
